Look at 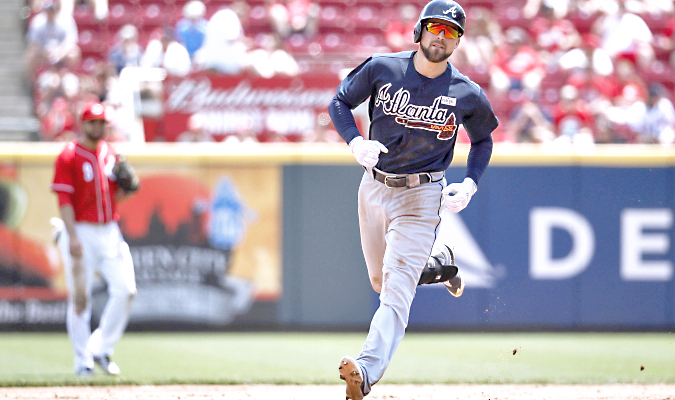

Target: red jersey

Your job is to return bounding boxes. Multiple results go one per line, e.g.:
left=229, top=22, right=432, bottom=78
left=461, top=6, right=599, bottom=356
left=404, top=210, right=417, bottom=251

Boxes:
left=51, top=140, right=120, bottom=223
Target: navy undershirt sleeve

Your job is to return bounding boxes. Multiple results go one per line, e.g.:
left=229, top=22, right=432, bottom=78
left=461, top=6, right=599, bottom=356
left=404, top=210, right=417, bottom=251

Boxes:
left=466, top=135, right=493, bottom=185
left=328, top=97, right=361, bottom=144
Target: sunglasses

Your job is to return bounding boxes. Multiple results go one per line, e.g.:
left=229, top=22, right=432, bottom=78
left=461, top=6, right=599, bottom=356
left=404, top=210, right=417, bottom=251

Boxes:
left=425, top=22, right=460, bottom=39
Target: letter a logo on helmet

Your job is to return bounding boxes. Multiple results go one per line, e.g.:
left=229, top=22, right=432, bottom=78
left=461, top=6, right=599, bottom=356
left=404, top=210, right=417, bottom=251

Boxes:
left=443, top=6, right=457, bottom=17
left=413, top=0, right=466, bottom=43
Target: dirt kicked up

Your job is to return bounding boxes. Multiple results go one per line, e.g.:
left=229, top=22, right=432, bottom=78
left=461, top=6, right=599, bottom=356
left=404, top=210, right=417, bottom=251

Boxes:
left=1, top=384, right=674, bottom=400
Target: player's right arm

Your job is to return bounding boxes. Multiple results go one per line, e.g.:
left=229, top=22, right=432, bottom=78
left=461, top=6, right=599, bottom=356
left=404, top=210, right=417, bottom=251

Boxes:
left=58, top=204, right=82, bottom=258
left=52, top=147, right=83, bottom=258
left=329, top=57, right=388, bottom=168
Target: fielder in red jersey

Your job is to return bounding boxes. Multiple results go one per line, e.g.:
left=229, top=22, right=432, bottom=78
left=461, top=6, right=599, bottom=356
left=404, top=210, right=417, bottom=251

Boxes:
left=51, top=102, right=137, bottom=377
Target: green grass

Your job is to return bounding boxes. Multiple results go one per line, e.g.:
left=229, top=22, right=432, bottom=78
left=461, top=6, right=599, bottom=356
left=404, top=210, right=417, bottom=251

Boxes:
left=0, top=332, right=674, bottom=386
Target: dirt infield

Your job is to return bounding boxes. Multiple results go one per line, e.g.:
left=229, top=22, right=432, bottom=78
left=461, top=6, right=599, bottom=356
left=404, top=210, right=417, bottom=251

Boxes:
left=1, top=384, right=674, bottom=399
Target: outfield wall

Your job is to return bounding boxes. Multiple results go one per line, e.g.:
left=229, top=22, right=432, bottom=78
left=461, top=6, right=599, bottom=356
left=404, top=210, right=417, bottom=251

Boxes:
left=0, top=143, right=673, bottom=330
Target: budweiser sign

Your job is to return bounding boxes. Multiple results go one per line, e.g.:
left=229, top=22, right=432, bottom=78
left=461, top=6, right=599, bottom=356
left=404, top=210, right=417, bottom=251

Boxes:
left=166, top=78, right=336, bottom=113
left=160, top=73, right=341, bottom=142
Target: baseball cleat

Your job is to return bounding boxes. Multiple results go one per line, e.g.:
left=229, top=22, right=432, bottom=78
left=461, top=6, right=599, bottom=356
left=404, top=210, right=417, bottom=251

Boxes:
left=93, top=355, right=120, bottom=375
left=444, top=270, right=465, bottom=297
left=433, top=245, right=465, bottom=297
left=339, top=356, right=364, bottom=400
left=76, top=366, right=94, bottom=377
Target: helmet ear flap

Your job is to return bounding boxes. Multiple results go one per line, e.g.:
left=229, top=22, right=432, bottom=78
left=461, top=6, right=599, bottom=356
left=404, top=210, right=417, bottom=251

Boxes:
left=413, top=21, right=422, bottom=42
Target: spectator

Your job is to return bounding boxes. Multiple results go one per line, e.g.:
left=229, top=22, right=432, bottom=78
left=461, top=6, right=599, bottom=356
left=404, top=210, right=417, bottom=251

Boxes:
left=80, top=61, right=118, bottom=103
left=523, top=0, right=571, bottom=19
left=25, top=0, right=81, bottom=81
left=529, top=3, right=580, bottom=64
left=28, top=0, right=78, bottom=44
left=552, top=84, right=595, bottom=141
left=384, top=4, right=418, bottom=53
left=558, top=33, right=614, bottom=76
left=451, top=7, right=502, bottom=69
left=223, top=119, right=259, bottom=144
left=505, top=99, right=556, bottom=143
left=489, top=27, right=545, bottom=97
left=175, top=0, right=208, bottom=60
left=611, top=58, right=648, bottom=107
left=264, top=126, right=291, bottom=143
left=626, top=84, right=675, bottom=144
left=34, top=64, right=80, bottom=118
left=108, top=24, right=143, bottom=75
left=565, top=64, right=618, bottom=104
left=622, top=0, right=674, bottom=15
left=304, top=112, right=342, bottom=143
left=248, top=34, right=300, bottom=78
left=40, top=96, right=77, bottom=141
left=193, top=8, right=249, bottom=74
left=71, top=0, right=109, bottom=20
left=267, top=0, right=320, bottom=39
left=141, top=27, right=192, bottom=77
left=594, top=0, right=654, bottom=68
left=177, top=114, right=216, bottom=142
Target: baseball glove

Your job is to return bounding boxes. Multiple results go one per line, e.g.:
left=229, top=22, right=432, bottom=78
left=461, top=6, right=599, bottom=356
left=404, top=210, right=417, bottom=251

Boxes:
left=113, top=154, right=140, bottom=193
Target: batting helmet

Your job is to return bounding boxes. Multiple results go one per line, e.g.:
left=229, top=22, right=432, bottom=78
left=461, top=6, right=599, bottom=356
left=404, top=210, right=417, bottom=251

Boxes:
left=413, top=0, right=466, bottom=43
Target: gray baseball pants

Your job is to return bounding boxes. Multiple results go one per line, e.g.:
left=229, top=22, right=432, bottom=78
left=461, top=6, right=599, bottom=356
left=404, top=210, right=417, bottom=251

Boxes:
left=355, top=170, right=444, bottom=394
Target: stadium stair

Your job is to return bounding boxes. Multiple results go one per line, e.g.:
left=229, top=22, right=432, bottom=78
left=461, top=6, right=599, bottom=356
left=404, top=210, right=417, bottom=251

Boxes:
left=0, top=0, right=40, bottom=141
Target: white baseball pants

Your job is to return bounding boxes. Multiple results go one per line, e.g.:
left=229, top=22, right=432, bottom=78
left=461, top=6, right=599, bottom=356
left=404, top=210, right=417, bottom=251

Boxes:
left=57, top=221, right=136, bottom=372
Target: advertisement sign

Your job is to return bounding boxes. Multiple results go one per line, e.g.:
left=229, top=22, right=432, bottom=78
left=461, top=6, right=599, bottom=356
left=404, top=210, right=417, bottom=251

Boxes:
left=115, top=168, right=281, bottom=325
left=163, top=73, right=341, bottom=142
left=409, top=166, right=675, bottom=329
left=0, top=162, right=67, bottom=325
left=0, top=158, right=281, bottom=328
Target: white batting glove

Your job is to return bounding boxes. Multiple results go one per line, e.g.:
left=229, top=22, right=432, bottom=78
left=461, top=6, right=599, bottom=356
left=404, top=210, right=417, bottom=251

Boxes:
left=442, top=177, right=477, bottom=213
left=349, top=136, right=388, bottom=168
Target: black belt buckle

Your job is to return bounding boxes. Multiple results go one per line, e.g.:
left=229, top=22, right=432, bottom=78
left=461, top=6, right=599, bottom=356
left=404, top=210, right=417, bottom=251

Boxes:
left=383, top=175, right=405, bottom=188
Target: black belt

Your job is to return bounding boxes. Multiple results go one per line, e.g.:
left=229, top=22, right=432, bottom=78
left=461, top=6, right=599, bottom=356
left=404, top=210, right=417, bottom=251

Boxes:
left=372, top=170, right=442, bottom=188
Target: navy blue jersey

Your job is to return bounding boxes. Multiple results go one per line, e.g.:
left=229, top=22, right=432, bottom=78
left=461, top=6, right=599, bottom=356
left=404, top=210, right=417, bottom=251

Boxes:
left=330, top=51, right=498, bottom=175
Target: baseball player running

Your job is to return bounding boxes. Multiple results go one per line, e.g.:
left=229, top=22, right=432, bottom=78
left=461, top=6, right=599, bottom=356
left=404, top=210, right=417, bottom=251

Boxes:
left=328, top=0, right=498, bottom=398
left=51, top=102, right=140, bottom=377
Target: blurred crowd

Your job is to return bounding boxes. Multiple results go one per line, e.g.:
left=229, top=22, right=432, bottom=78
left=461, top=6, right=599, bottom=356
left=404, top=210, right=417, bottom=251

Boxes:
left=22, top=0, right=675, bottom=145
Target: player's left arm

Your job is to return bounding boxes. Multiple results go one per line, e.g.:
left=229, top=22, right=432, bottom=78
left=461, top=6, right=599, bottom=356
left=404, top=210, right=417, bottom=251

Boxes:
left=112, top=154, right=140, bottom=198
left=443, top=88, right=498, bottom=213
left=463, top=87, right=498, bottom=185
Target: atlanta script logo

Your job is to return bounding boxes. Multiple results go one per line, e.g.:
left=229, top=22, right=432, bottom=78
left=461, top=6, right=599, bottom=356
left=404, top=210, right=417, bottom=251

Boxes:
left=374, top=83, right=458, bottom=140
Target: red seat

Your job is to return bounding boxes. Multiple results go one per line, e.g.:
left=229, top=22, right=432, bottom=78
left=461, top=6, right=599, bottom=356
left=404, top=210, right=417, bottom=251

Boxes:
left=141, top=3, right=180, bottom=28
left=496, top=6, right=529, bottom=30
left=245, top=5, right=272, bottom=34
left=641, top=13, right=672, bottom=36
left=78, top=29, right=109, bottom=55
left=321, top=33, right=344, bottom=52
left=107, top=3, right=142, bottom=29
left=567, top=10, right=601, bottom=34
left=349, top=6, right=386, bottom=32
left=73, top=6, right=105, bottom=31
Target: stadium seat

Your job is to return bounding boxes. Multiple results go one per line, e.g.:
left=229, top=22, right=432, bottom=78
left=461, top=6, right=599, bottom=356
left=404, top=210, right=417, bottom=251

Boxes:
left=107, top=3, right=142, bottom=30
left=318, top=5, right=351, bottom=34
left=567, top=10, right=601, bottom=34
left=141, top=3, right=180, bottom=29
left=641, top=13, right=671, bottom=35
left=246, top=5, right=272, bottom=35
left=495, top=6, right=529, bottom=30
left=349, top=6, right=386, bottom=33
left=73, top=6, right=105, bottom=31
left=321, top=33, right=344, bottom=52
